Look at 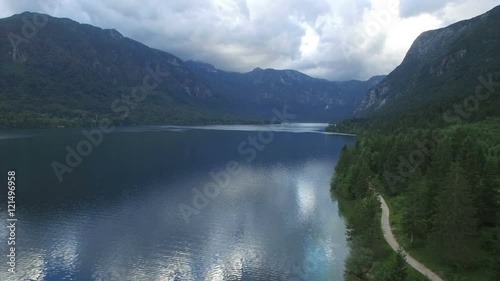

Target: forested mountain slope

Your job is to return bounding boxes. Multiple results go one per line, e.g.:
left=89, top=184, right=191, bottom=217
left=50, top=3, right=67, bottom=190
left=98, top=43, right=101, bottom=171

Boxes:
left=0, top=12, right=232, bottom=127
left=355, top=5, right=500, bottom=117
left=186, top=61, right=384, bottom=122
left=0, top=12, right=383, bottom=128
left=329, top=5, right=500, bottom=281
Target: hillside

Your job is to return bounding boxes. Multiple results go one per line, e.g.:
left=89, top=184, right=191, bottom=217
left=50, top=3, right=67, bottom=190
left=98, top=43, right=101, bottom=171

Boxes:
left=355, top=5, right=500, bottom=117
left=329, top=5, right=500, bottom=281
left=0, top=12, right=233, bottom=127
left=0, top=12, right=383, bottom=128
left=186, top=61, right=384, bottom=122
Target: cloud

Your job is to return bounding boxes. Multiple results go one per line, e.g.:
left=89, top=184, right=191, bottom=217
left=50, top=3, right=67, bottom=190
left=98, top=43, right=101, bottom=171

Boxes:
left=0, top=0, right=498, bottom=80
left=399, top=0, right=457, bottom=18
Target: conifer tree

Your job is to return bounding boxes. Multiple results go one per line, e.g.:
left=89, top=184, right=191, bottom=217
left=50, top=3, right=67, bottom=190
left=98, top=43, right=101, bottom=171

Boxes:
left=402, top=170, right=430, bottom=242
left=375, top=249, right=408, bottom=281
left=433, top=163, right=478, bottom=265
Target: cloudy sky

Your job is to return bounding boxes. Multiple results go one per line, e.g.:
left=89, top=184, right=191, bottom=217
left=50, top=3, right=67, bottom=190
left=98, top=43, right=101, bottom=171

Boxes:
left=1, top=0, right=498, bottom=80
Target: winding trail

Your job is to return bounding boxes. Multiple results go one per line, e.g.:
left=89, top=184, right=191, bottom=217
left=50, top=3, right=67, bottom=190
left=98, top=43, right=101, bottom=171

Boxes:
left=376, top=193, right=444, bottom=281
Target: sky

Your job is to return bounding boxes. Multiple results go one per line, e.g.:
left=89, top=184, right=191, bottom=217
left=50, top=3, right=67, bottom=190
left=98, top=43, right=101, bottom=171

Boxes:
left=0, top=0, right=498, bottom=80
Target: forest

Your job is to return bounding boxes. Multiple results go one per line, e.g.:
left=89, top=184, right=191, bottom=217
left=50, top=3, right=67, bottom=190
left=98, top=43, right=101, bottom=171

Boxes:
left=330, top=93, right=500, bottom=280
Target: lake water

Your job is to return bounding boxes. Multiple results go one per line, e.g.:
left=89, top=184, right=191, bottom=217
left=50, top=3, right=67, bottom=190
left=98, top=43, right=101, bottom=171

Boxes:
left=0, top=123, right=355, bottom=281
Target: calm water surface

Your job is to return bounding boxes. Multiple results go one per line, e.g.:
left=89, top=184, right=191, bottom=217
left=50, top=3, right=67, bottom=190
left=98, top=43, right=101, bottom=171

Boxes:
left=0, top=123, right=355, bottom=281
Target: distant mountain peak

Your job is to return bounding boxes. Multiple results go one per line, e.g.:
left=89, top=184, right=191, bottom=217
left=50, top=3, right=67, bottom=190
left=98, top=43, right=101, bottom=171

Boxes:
left=186, top=61, right=386, bottom=121
left=185, top=60, right=217, bottom=72
left=106, top=28, right=124, bottom=39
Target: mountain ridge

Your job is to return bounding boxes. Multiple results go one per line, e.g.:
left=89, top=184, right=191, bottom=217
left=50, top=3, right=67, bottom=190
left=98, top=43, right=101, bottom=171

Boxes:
left=186, top=60, right=385, bottom=121
left=0, top=11, right=384, bottom=128
left=355, top=5, right=500, bottom=116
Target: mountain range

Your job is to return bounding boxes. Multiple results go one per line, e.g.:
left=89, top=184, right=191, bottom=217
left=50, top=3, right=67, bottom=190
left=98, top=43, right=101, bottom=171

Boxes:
left=0, top=12, right=383, bottom=128
left=3, top=5, right=499, bottom=129
left=186, top=61, right=384, bottom=122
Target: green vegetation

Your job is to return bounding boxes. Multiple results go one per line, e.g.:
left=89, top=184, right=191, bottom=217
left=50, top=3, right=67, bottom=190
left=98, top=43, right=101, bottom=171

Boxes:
left=355, top=6, right=500, bottom=117
left=328, top=28, right=500, bottom=276
left=0, top=13, right=269, bottom=128
left=331, top=115, right=500, bottom=280
left=0, top=101, right=266, bottom=128
left=332, top=146, right=427, bottom=281
left=0, top=12, right=385, bottom=128
left=374, top=249, right=408, bottom=281
left=329, top=10, right=500, bottom=279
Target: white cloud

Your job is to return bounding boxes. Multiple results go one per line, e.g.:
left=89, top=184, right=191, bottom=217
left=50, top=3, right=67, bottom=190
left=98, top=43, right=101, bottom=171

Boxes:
left=399, top=0, right=458, bottom=18
left=0, top=0, right=498, bottom=80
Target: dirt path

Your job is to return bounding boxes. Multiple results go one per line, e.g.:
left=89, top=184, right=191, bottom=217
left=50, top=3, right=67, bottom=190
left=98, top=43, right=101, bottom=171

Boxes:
left=377, top=193, right=444, bottom=281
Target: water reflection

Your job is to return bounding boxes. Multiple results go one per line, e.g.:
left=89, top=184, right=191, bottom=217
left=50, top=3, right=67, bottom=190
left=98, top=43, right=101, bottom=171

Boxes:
left=0, top=124, right=355, bottom=281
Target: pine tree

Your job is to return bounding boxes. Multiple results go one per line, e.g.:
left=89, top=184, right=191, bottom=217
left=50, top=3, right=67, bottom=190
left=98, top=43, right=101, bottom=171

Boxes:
left=492, top=184, right=500, bottom=279
left=457, top=136, right=484, bottom=184
left=477, top=159, right=498, bottom=226
left=332, top=145, right=362, bottom=199
left=335, top=145, right=352, bottom=175
left=402, top=170, right=430, bottom=242
left=433, top=163, right=478, bottom=265
left=375, top=249, right=408, bottom=281
left=348, top=196, right=379, bottom=242
left=493, top=226, right=500, bottom=280
left=425, top=137, right=453, bottom=220
left=345, top=239, right=374, bottom=278
left=427, top=137, right=453, bottom=188
left=351, top=159, right=371, bottom=199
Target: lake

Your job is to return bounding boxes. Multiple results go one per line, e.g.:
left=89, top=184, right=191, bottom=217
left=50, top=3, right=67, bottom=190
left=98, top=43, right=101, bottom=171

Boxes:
left=0, top=123, right=355, bottom=281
